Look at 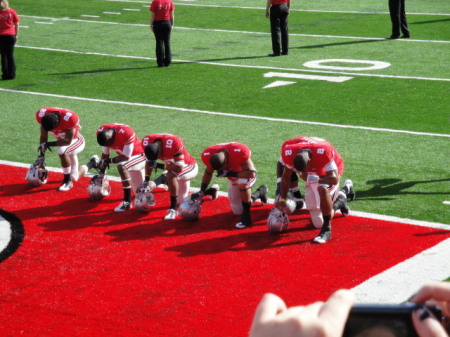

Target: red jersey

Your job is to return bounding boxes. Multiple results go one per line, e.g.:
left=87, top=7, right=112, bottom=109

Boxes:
left=281, top=138, right=344, bottom=176
left=36, top=108, right=80, bottom=140
left=272, top=0, right=289, bottom=4
left=96, top=124, right=143, bottom=156
left=141, top=133, right=196, bottom=165
left=201, top=142, right=251, bottom=172
left=0, top=9, right=19, bottom=35
left=150, top=0, right=175, bottom=21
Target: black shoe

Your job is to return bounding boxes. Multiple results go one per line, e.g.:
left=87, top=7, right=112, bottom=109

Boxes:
left=313, top=228, right=332, bottom=244
left=400, top=35, right=410, bottom=39
left=294, top=198, right=304, bottom=210
left=340, top=201, right=350, bottom=217
left=343, top=179, right=355, bottom=201
left=235, top=213, right=251, bottom=229
left=268, top=53, right=280, bottom=57
left=258, top=185, right=268, bottom=205
left=281, top=52, right=288, bottom=55
left=385, top=35, right=399, bottom=40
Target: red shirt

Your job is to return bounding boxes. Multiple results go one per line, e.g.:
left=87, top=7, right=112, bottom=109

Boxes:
left=36, top=108, right=80, bottom=140
left=281, top=138, right=344, bottom=176
left=150, top=0, right=175, bottom=21
left=141, top=133, right=196, bottom=165
left=201, top=142, right=251, bottom=173
left=272, top=0, right=288, bottom=4
left=96, top=124, right=143, bottom=156
left=0, top=9, right=19, bottom=35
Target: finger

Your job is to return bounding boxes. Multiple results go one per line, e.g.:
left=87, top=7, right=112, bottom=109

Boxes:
left=252, top=293, right=287, bottom=324
left=412, top=307, right=448, bottom=337
left=411, top=283, right=450, bottom=304
left=318, top=290, right=355, bottom=335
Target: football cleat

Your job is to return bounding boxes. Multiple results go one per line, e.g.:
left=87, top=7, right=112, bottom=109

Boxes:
left=235, top=213, right=251, bottom=229
left=114, top=201, right=132, bottom=212
left=58, top=181, right=73, bottom=192
left=210, top=184, right=219, bottom=200
left=340, top=200, right=350, bottom=217
left=88, top=155, right=100, bottom=170
left=164, top=208, right=178, bottom=220
left=294, top=198, right=305, bottom=210
left=344, top=179, right=355, bottom=201
left=258, top=184, right=269, bottom=205
left=179, top=199, right=202, bottom=221
left=313, top=228, right=332, bottom=244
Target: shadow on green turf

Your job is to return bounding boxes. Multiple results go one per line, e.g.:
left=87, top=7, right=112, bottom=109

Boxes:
left=49, top=66, right=154, bottom=76
left=411, top=18, right=450, bottom=25
left=296, top=39, right=384, bottom=50
left=356, top=178, right=450, bottom=200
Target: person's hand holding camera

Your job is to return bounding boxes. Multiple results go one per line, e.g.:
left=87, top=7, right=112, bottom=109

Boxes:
left=249, top=289, right=355, bottom=337
left=410, top=282, right=450, bottom=337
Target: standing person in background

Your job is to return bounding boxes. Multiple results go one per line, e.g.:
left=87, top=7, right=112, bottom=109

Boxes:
left=0, top=0, right=19, bottom=80
left=386, top=0, right=410, bottom=39
left=265, top=0, right=290, bottom=57
left=149, top=0, right=175, bottom=67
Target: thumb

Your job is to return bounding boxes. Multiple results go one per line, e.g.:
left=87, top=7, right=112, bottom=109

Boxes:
left=412, top=307, right=447, bottom=337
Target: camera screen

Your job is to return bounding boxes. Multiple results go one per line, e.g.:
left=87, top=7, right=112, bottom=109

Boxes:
left=343, top=304, right=419, bottom=337
left=344, top=315, right=417, bottom=337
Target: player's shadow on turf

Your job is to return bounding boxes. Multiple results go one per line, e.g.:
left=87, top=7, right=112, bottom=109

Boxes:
left=411, top=18, right=450, bottom=25
left=179, top=55, right=269, bottom=64
left=164, top=225, right=314, bottom=257
left=296, top=39, right=383, bottom=50
left=50, top=66, right=152, bottom=76
left=356, top=178, right=450, bottom=200
left=104, top=206, right=274, bottom=242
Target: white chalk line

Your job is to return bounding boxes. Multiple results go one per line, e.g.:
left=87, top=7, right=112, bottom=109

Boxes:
left=1, top=88, right=449, bottom=138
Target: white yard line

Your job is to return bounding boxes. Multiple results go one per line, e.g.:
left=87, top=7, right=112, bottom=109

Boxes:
left=105, top=0, right=450, bottom=16
left=14, top=45, right=450, bottom=82
left=20, top=15, right=450, bottom=44
left=1, top=88, right=449, bottom=138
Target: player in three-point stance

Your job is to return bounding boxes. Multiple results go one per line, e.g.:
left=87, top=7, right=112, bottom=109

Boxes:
left=140, top=133, right=199, bottom=220
left=35, top=107, right=98, bottom=191
left=276, top=137, right=355, bottom=243
left=197, top=142, right=268, bottom=229
left=96, top=123, right=147, bottom=212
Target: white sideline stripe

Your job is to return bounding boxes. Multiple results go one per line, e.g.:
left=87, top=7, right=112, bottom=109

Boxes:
left=3, top=158, right=449, bottom=302
left=105, top=0, right=450, bottom=16
left=351, top=238, right=450, bottom=303
left=19, top=15, right=450, bottom=44
left=15, top=45, right=450, bottom=82
left=1, top=88, right=449, bottom=138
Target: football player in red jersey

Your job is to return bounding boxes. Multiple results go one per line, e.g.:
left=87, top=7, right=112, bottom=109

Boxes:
left=96, top=124, right=147, bottom=212
left=276, top=137, right=354, bottom=244
left=36, top=107, right=98, bottom=191
left=140, top=133, right=199, bottom=220
left=198, top=142, right=268, bottom=229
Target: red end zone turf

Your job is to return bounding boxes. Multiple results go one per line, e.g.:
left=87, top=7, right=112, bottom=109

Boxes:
left=1, top=164, right=449, bottom=336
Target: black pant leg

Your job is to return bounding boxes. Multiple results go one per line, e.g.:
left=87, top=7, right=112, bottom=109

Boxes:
left=153, top=21, right=172, bottom=67
left=279, top=4, right=289, bottom=54
left=399, top=0, right=410, bottom=36
left=388, top=0, right=401, bottom=37
left=0, top=35, right=16, bottom=79
left=269, top=5, right=281, bottom=55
